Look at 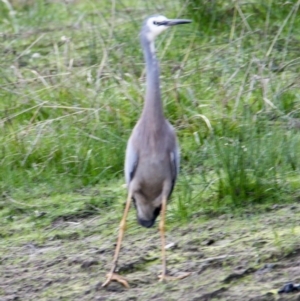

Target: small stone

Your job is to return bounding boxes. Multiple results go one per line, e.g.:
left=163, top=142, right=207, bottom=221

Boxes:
left=165, top=242, right=177, bottom=250
left=278, top=282, right=300, bottom=294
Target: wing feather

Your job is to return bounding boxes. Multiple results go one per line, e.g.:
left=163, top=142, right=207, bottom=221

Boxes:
left=169, top=133, right=180, bottom=198
left=124, top=137, right=139, bottom=186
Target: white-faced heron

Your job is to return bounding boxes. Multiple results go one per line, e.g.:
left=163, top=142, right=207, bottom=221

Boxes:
left=102, top=15, right=191, bottom=288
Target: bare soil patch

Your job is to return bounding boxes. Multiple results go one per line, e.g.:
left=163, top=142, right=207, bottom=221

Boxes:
left=1, top=205, right=300, bottom=300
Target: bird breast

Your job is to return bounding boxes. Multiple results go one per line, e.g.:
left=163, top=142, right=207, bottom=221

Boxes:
left=134, top=152, right=172, bottom=200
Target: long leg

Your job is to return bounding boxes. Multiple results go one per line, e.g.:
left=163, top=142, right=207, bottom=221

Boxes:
left=159, top=194, right=168, bottom=279
left=158, top=194, right=191, bottom=282
left=102, top=192, right=132, bottom=288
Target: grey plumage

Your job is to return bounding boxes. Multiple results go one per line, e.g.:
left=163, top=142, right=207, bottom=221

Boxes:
left=125, top=16, right=183, bottom=227
left=102, top=15, right=191, bottom=288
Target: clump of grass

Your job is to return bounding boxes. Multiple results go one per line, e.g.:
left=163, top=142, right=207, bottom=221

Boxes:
left=1, top=0, right=300, bottom=227
left=212, top=114, right=299, bottom=207
left=184, top=0, right=299, bottom=34
left=168, top=0, right=300, bottom=219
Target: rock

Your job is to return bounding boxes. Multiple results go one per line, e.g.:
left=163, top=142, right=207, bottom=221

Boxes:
left=278, top=282, right=300, bottom=293
left=165, top=242, right=178, bottom=250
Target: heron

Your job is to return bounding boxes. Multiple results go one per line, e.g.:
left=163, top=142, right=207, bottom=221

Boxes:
left=102, top=15, right=191, bottom=288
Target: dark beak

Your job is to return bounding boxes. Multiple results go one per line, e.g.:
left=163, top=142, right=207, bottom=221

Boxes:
left=158, top=19, right=192, bottom=26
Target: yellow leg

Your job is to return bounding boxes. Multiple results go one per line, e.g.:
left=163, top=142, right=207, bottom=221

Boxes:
left=102, top=193, right=132, bottom=288
left=158, top=195, right=191, bottom=282
left=158, top=195, right=168, bottom=280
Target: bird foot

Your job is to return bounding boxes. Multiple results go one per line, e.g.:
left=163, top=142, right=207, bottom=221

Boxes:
left=158, top=272, right=191, bottom=282
left=102, top=273, right=130, bottom=288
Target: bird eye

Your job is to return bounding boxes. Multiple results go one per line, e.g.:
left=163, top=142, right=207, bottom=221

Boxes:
left=153, top=21, right=158, bottom=25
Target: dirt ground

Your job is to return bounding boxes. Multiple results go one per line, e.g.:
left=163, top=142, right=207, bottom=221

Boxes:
left=1, top=204, right=300, bottom=301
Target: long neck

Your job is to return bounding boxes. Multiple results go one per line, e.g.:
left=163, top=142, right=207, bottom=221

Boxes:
left=140, top=36, right=164, bottom=123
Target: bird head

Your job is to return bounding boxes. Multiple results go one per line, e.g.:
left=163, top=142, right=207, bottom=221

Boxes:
left=142, top=15, right=191, bottom=42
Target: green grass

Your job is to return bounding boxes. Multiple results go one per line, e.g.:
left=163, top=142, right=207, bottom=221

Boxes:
left=1, top=0, right=300, bottom=234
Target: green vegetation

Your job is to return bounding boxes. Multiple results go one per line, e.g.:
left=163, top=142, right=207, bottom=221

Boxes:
left=1, top=0, right=300, bottom=233
left=1, top=1, right=300, bottom=300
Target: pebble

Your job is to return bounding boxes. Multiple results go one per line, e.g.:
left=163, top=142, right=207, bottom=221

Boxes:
left=278, top=282, right=300, bottom=294
left=165, top=242, right=177, bottom=250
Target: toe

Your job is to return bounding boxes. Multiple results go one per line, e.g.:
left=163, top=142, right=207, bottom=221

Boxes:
left=102, top=273, right=130, bottom=288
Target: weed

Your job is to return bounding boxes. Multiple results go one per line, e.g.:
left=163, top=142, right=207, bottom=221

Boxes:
left=0, top=0, right=300, bottom=226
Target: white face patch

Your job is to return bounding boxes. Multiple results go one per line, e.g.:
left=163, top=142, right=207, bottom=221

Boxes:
left=146, top=15, right=169, bottom=42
